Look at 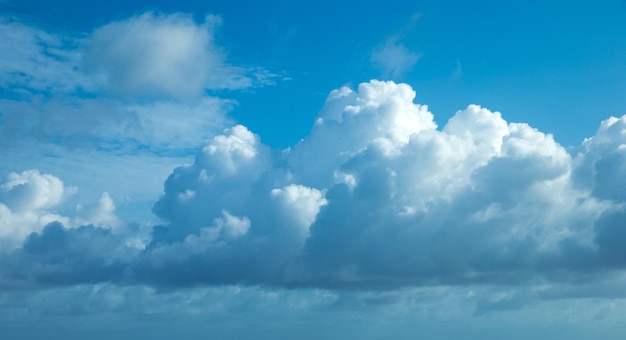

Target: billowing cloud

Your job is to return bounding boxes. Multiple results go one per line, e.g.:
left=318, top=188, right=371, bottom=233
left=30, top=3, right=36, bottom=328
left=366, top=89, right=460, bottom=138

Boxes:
left=0, top=170, right=147, bottom=290
left=2, top=80, right=626, bottom=296
left=142, top=80, right=626, bottom=289
left=0, top=170, right=74, bottom=244
left=0, top=170, right=126, bottom=248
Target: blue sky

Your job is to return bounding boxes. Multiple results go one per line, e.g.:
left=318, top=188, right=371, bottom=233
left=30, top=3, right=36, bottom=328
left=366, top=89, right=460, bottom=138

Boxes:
left=1, top=0, right=626, bottom=339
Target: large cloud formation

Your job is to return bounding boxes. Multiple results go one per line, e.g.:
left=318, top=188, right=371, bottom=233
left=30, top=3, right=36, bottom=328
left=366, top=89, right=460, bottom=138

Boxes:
left=2, top=80, right=626, bottom=292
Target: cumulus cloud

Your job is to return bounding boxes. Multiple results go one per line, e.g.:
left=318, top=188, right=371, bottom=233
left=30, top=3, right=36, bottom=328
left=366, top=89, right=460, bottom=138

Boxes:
left=0, top=170, right=74, bottom=244
left=130, top=80, right=626, bottom=290
left=0, top=170, right=128, bottom=250
left=0, top=170, right=150, bottom=290
left=2, top=80, right=626, bottom=296
left=83, top=12, right=275, bottom=99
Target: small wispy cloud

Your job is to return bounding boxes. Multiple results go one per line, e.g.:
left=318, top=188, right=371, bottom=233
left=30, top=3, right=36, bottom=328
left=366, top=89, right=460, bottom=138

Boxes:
left=370, top=37, right=421, bottom=79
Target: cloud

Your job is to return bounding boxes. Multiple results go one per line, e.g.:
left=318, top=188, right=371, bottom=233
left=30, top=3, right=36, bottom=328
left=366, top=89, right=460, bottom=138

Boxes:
left=2, top=222, right=126, bottom=288
left=0, top=170, right=74, bottom=244
left=0, top=170, right=132, bottom=249
left=82, top=12, right=275, bottom=100
left=2, top=80, right=626, bottom=297
left=0, top=170, right=148, bottom=289
left=370, top=38, right=421, bottom=78
left=130, top=80, right=626, bottom=290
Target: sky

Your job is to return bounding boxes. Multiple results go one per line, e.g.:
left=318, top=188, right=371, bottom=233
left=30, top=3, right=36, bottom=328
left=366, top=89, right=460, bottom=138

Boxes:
left=1, top=0, right=626, bottom=339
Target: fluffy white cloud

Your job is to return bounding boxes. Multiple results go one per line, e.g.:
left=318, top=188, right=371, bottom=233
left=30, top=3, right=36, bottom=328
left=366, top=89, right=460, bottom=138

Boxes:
left=290, top=80, right=436, bottom=188
left=270, top=185, right=327, bottom=236
left=141, top=80, right=626, bottom=289
left=0, top=171, right=148, bottom=289
left=73, top=192, right=120, bottom=230
left=2, top=80, right=626, bottom=296
left=0, top=170, right=70, bottom=212
left=0, top=170, right=127, bottom=249
left=573, top=115, right=626, bottom=201
left=83, top=12, right=274, bottom=99
left=0, top=170, right=73, bottom=243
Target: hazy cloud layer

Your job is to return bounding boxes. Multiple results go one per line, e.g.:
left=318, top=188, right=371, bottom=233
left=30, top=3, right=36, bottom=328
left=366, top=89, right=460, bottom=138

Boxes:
left=2, top=282, right=624, bottom=340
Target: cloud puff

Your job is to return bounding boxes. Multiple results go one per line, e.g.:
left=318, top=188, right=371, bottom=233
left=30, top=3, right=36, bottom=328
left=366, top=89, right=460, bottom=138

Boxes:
left=0, top=170, right=73, bottom=244
left=83, top=12, right=270, bottom=100
left=0, top=170, right=124, bottom=248
left=2, top=80, right=626, bottom=294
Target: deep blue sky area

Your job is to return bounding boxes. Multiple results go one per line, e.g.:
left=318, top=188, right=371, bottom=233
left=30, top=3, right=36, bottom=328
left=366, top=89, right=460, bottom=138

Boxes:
left=2, top=1, right=626, bottom=339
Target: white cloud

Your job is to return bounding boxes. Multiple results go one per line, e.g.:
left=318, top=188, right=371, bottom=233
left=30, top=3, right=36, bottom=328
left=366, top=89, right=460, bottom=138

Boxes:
left=0, top=170, right=71, bottom=212
left=73, top=192, right=121, bottom=230
left=82, top=12, right=275, bottom=100
left=83, top=12, right=219, bottom=99
left=1, top=80, right=626, bottom=301
left=129, top=80, right=623, bottom=290
left=289, top=80, right=436, bottom=188
left=270, top=185, right=327, bottom=236
left=0, top=170, right=129, bottom=248
left=573, top=115, right=626, bottom=201
left=0, top=170, right=73, bottom=243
